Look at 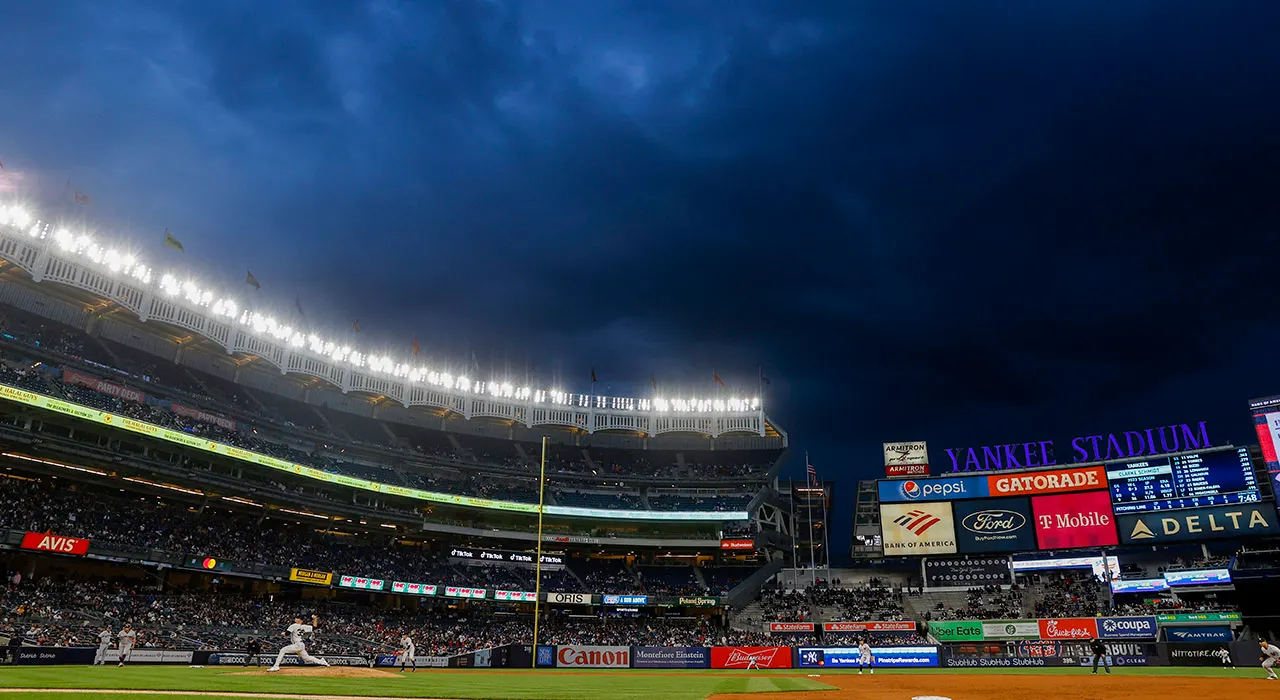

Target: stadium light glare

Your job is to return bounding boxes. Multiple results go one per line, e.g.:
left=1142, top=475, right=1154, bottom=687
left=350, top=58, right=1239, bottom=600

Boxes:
left=27, top=222, right=44, bottom=238
left=54, top=228, right=75, bottom=251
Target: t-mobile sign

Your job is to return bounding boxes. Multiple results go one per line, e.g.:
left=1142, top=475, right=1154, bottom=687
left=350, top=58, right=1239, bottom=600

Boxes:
left=1032, top=490, right=1118, bottom=550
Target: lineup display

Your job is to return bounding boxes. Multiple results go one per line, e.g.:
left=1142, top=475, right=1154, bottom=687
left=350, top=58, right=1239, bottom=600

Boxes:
left=1105, top=447, right=1259, bottom=514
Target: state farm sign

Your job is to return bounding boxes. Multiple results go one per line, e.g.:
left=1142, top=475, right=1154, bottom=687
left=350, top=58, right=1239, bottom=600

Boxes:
left=768, top=622, right=815, bottom=633
left=20, top=531, right=89, bottom=556
left=822, top=621, right=917, bottom=632
left=711, top=646, right=792, bottom=669
left=555, top=645, right=629, bottom=668
left=1038, top=618, right=1098, bottom=640
left=988, top=466, right=1106, bottom=496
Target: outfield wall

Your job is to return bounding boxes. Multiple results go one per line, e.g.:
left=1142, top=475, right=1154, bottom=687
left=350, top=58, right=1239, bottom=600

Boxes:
left=15, top=642, right=1252, bottom=668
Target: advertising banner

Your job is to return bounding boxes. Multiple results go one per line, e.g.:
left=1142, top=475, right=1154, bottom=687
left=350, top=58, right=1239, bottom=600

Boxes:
left=494, top=590, right=537, bottom=602
left=289, top=568, right=332, bottom=586
left=206, top=653, right=372, bottom=667
left=1164, top=569, right=1232, bottom=586
left=13, top=648, right=96, bottom=665
left=101, top=649, right=195, bottom=664
left=444, top=587, right=487, bottom=599
left=390, top=581, right=437, bottom=596
left=169, top=402, right=236, bottom=430
left=1110, top=578, right=1168, bottom=593
left=546, top=593, right=591, bottom=605
left=20, top=531, right=90, bottom=556
left=821, top=621, right=917, bottom=633
left=886, top=463, right=930, bottom=477
left=884, top=442, right=930, bottom=478
left=1038, top=618, right=1099, bottom=640
left=928, top=621, right=984, bottom=642
left=710, top=646, right=792, bottom=669
left=602, top=595, right=648, bottom=605
left=880, top=502, right=958, bottom=555
left=878, top=476, right=989, bottom=503
left=797, top=646, right=939, bottom=668
left=1097, top=617, right=1158, bottom=640
left=448, top=546, right=564, bottom=565
left=768, top=622, right=815, bottom=633
left=554, top=646, right=630, bottom=668
left=952, top=498, right=1036, bottom=554
left=981, top=620, right=1040, bottom=640
left=987, top=466, right=1107, bottom=497
left=1118, top=503, right=1280, bottom=544
left=720, top=539, right=755, bottom=550
left=337, top=574, right=386, bottom=591
left=1169, top=644, right=1228, bottom=666
left=62, top=368, right=146, bottom=404
left=923, top=556, right=1010, bottom=587
left=630, top=646, right=711, bottom=669
left=1031, top=490, right=1118, bottom=549
left=373, top=655, right=451, bottom=668
left=676, top=597, right=720, bottom=607
left=1157, top=612, right=1240, bottom=624
left=184, top=556, right=231, bottom=572
left=1166, top=627, right=1233, bottom=643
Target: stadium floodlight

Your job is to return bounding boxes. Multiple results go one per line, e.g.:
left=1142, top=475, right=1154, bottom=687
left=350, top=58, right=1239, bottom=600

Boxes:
left=53, top=228, right=75, bottom=251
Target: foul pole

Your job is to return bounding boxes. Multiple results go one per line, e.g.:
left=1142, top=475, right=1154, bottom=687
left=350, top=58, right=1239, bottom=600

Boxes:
left=531, top=435, right=548, bottom=667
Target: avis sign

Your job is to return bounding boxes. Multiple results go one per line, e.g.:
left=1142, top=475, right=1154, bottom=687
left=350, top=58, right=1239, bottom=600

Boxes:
left=20, top=531, right=89, bottom=556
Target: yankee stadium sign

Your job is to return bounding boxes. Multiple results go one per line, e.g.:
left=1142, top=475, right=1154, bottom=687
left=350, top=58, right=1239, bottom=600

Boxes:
left=943, top=422, right=1211, bottom=472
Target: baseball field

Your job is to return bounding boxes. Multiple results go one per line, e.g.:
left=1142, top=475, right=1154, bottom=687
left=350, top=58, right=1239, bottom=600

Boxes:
left=0, top=666, right=1270, bottom=700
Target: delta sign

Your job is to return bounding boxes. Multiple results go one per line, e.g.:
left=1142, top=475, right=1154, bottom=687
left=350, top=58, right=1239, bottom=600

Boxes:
left=942, top=422, right=1211, bottom=472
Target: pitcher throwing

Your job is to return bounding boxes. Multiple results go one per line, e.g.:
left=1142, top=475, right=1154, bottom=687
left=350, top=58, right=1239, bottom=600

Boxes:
left=268, top=614, right=330, bottom=672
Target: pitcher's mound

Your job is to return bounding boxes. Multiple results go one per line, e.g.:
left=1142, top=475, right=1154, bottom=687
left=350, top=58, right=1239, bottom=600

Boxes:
left=228, top=667, right=400, bottom=678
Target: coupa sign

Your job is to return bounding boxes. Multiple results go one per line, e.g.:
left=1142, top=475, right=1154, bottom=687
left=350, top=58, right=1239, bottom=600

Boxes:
left=943, top=422, right=1211, bottom=472
left=1097, top=616, right=1157, bottom=640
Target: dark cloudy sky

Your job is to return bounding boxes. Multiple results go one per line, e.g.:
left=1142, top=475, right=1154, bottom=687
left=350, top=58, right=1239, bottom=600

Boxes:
left=3, top=1, right=1280, bottom=555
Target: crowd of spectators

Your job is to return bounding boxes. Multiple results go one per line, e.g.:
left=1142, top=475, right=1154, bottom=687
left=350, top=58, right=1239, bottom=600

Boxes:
left=810, top=585, right=907, bottom=622
left=925, top=585, right=1025, bottom=621
left=0, top=315, right=778, bottom=492
left=1028, top=573, right=1106, bottom=618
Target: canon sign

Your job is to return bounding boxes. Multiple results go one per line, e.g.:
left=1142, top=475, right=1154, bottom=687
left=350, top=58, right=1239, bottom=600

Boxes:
left=555, top=646, right=630, bottom=668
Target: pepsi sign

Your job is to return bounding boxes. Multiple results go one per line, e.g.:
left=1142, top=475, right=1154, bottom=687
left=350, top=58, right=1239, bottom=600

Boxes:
left=878, top=476, right=989, bottom=503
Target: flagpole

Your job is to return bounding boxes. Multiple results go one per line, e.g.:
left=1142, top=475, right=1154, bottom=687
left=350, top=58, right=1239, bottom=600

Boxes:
left=806, top=452, right=816, bottom=588
left=531, top=435, right=548, bottom=667
left=821, top=480, right=831, bottom=581
left=787, top=480, right=797, bottom=589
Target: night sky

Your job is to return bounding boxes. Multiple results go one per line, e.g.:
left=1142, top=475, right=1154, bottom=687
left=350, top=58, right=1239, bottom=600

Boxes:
left=3, top=2, right=1280, bottom=558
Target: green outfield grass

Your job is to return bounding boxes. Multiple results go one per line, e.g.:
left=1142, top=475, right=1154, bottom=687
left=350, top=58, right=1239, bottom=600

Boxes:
left=0, top=665, right=1269, bottom=700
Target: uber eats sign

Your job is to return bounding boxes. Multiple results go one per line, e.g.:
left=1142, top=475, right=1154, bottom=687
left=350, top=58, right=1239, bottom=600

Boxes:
left=928, top=620, right=984, bottom=642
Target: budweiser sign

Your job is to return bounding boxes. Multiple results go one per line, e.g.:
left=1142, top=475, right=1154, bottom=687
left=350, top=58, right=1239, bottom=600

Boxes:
left=720, top=539, right=755, bottom=550
left=20, top=531, right=89, bottom=556
left=1038, top=618, right=1099, bottom=640
left=711, top=646, right=792, bottom=669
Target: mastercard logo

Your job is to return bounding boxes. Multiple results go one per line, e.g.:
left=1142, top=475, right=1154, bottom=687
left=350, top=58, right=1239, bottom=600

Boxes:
left=201, top=558, right=218, bottom=570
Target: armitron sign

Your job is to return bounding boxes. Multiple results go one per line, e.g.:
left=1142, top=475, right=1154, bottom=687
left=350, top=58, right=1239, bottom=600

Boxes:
left=20, top=532, right=89, bottom=556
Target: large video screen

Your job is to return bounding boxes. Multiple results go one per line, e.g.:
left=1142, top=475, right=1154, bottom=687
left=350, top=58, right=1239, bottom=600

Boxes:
left=1105, top=447, right=1259, bottom=514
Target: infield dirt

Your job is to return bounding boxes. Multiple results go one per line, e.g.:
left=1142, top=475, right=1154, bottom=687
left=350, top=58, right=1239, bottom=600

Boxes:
left=709, top=673, right=1269, bottom=700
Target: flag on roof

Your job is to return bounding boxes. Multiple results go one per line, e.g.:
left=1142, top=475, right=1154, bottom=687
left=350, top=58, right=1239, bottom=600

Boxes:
left=807, top=462, right=818, bottom=485
left=411, top=337, right=420, bottom=356
left=73, top=191, right=91, bottom=206
left=591, top=368, right=598, bottom=383
left=245, top=271, right=261, bottom=290
left=163, top=229, right=184, bottom=252
left=352, top=320, right=360, bottom=333
left=760, top=369, right=771, bottom=385
left=713, top=371, right=725, bottom=388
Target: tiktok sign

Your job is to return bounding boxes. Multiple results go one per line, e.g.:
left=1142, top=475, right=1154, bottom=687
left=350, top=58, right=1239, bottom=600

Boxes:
left=1031, top=490, right=1119, bottom=550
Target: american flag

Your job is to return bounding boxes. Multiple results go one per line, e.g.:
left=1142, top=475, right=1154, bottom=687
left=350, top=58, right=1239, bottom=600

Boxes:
left=806, top=463, right=818, bottom=485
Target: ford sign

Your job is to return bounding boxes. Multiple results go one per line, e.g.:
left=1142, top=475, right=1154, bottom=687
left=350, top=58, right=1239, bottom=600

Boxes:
left=961, top=509, right=1027, bottom=534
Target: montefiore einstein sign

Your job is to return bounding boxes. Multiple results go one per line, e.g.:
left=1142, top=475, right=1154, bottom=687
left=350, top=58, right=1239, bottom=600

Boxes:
left=944, top=422, right=1210, bottom=472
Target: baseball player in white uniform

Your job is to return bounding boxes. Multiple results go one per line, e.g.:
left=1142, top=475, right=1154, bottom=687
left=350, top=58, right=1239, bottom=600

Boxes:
left=1215, top=646, right=1233, bottom=667
left=858, top=640, right=873, bottom=675
left=116, top=625, right=137, bottom=667
left=1261, top=640, right=1280, bottom=680
left=94, top=627, right=112, bottom=665
left=398, top=634, right=416, bottom=672
left=268, top=614, right=330, bottom=672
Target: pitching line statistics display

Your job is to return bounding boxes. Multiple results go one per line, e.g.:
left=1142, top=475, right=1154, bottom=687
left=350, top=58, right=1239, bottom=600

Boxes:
left=1105, top=447, right=1259, bottom=514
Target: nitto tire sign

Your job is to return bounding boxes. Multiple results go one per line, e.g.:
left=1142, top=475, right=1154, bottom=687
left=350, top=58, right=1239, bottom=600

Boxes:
left=1169, top=644, right=1227, bottom=667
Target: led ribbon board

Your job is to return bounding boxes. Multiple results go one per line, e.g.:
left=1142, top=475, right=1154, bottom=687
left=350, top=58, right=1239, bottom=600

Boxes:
left=0, top=383, right=747, bottom=522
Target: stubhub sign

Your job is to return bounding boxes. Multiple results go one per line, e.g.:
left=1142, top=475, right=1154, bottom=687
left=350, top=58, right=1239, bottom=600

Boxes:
left=878, top=477, right=989, bottom=503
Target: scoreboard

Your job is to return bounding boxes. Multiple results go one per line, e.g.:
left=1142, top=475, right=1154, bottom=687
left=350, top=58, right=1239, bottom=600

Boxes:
left=1106, top=447, right=1259, bottom=514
